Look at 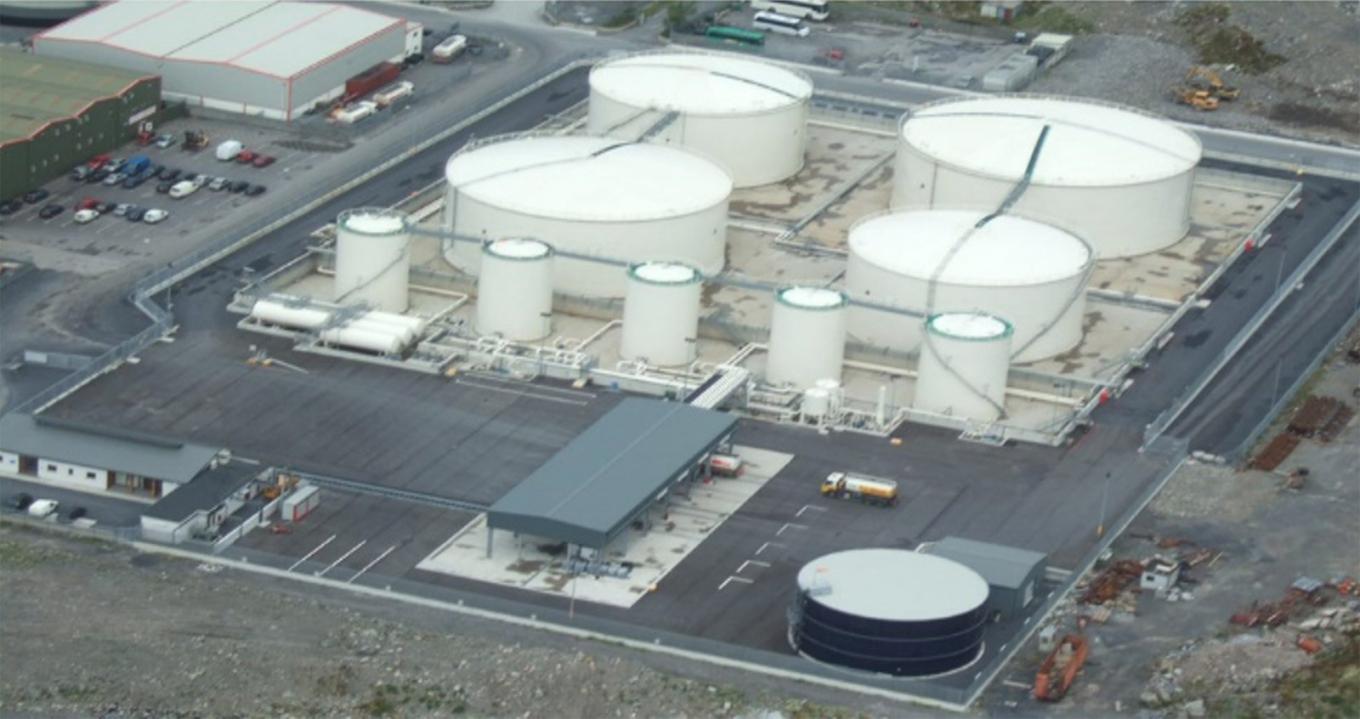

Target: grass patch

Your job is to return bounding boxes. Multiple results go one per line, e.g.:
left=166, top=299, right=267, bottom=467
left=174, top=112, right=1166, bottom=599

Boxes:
left=357, top=681, right=466, bottom=718
left=1014, top=3, right=1096, bottom=35
left=1175, top=3, right=1285, bottom=74
left=0, top=537, right=72, bottom=569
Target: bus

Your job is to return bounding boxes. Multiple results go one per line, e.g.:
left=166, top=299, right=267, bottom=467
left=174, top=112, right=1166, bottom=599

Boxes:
left=705, top=25, right=766, bottom=46
left=750, top=0, right=829, bottom=21
left=753, top=10, right=810, bottom=37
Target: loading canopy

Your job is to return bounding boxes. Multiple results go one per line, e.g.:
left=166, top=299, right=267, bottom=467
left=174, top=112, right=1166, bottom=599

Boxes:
left=488, top=398, right=737, bottom=549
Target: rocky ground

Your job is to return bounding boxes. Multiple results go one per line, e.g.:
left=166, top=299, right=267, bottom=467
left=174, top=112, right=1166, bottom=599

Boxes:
left=0, top=524, right=890, bottom=719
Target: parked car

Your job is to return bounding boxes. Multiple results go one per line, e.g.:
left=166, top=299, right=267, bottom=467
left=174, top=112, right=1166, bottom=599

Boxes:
left=27, top=499, right=59, bottom=518
left=123, top=174, right=149, bottom=189
left=154, top=133, right=177, bottom=149
left=160, top=168, right=182, bottom=182
left=168, top=180, right=198, bottom=199
left=245, top=183, right=266, bottom=197
left=77, top=197, right=99, bottom=210
left=5, top=493, right=33, bottom=510
left=229, top=180, right=249, bottom=194
left=127, top=207, right=146, bottom=222
left=156, top=180, right=175, bottom=194
left=251, top=154, right=276, bottom=168
left=190, top=174, right=209, bottom=187
left=65, top=506, right=88, bottom=521
left=235, top=150, right=256, bottom=164
left=104, top=157, right=125, bottom=173
left=216, top=139, right=244, bottom=161
left=0, top=199, right=20, bottom=215
left=71, top=165, right=93, bottom=181
left=102, top=172, right=126, bottom=186
left=208, top=177, right=229, bottom=192
left=124, top=154, right=151, bottom=176
left=143, top=208, right=169, bottom=224
left=87, top=168, right=111, bottom=184
left=95, top=201, right=116, bottom=214
left=23, top=188, right=49, bottom=204
left=38, top=204, right=64, bottom=219
left=113, top=203, right=132, bottom=217
left=74, top=208, right=100, bottom=223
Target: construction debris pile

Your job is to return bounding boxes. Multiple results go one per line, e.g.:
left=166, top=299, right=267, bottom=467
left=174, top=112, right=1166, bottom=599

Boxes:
left=1075, top=536, right=1224, bottom=621
left=1251, top=393, right=1354, bottom=471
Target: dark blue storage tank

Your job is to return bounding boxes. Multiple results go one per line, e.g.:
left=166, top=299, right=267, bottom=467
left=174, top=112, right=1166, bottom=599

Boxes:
left=791, top=548, right=989, bottom=677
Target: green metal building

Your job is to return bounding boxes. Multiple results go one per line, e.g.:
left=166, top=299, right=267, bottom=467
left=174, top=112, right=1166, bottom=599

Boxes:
left=0, top=48, right=160, bottom=200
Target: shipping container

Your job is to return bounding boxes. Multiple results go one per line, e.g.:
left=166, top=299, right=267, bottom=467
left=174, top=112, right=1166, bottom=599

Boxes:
left=345, top=62, right=401, bottom=103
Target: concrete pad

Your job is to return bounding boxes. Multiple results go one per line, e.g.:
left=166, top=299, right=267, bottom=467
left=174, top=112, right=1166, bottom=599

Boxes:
left=415, top=446, right=794, bottom=608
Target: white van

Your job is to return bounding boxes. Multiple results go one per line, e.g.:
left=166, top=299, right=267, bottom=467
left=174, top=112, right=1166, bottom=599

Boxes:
left=432, top=34, right=467, bottom=63
left=753, top=10, right=810, bottom=36
left=373, top=81, right=415, bottom=108
left=169, top=180, right=199, bottom=199
left=215, top=139, right=243, bottom=162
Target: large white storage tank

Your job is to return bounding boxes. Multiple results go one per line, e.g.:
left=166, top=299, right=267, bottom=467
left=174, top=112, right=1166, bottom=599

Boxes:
left=443, top=135, right=731, bottom=298
left=476, top=238, right=554, bottom=341
left=766, top=287, right=847, bottom=390
left=620, top=261, right=703, bottom=367
left=587, top=51, right=813, bottom=188
left=893, top=96, right=1201, bottom=258
left=846, top=210, right=1092, bottom=363
left=914, top=313, right=1013, bottom=422
left=334, top=208, right=411, bottom=312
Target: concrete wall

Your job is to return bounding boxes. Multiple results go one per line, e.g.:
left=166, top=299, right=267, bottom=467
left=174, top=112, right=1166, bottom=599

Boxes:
left=0, top=451, right=17, bottom=473
left=37, top=457, right=108, bottom=491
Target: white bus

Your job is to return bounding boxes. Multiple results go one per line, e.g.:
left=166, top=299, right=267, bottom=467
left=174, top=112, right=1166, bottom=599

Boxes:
left=753, top=10, right=810, bottom=37
left=751, top=0, right=829, bottom=21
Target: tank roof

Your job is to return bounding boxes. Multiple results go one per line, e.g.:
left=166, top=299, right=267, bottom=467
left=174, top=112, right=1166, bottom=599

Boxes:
left=903, top=96, right=1201, bottom=186
left=779, top=286, right=846, bottom=309
left=591, top=52, right=813, bottom=115
left=446, top=135, right=731, bottom=222
left=631, top=261, right=700, bottom=284
left=797, top=549, right=989, bottom=622
left=340, top=209, right=405, bottom=235
left=485, top=237, right=551, bottom=259
left=928, top=313, right=1013, bottom=340
left=849, top=210, right=1091, bottom=286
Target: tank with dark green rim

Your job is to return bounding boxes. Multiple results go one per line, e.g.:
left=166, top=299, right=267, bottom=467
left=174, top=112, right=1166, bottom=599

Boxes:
left=482, top=237, right=553, bottom=261
left=776, top=286, right=847, bottom=310
left=926, top=312, right=1013, bottom=342
left=628, top=261, right=702, bottom=286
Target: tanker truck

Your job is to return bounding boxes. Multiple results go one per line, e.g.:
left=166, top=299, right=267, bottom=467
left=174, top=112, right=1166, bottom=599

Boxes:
left=820, top=472, right=899, bottom=507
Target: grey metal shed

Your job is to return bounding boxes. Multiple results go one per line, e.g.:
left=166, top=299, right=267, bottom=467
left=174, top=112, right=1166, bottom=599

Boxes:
left=926, top=536, right=1048, bottom=620
left=487, top=398, right=737, bottom=552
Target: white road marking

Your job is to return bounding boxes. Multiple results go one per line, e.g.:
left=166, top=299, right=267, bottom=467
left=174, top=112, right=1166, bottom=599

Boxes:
left=317, top=539, right=367, bottom=577
left=455, top=378, right=591, bottom=406
left=348, top=545, right=399, bottom=584
left=795, top=504, right=827, bottom=518
left=287, top=533, right=336, bottom=571
left=718, top=576, right=754, bottom=591
left=776, top=522, right=807, bottom=537
left=755, top=541, right=784, bottom=556
left=737, top=559, right=770, bottom=574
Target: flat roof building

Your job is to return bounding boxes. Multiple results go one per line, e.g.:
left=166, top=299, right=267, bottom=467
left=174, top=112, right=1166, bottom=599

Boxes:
left=487, top=399, right=737, bottom=553
left=0, top=48, right=160, bottom=198
left=32, top=0, right=418, bottom=121
left=925, top=536, right=1048, bottom=620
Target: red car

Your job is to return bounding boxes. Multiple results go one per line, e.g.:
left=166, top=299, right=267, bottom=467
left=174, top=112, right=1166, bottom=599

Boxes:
left=77, top=197, right=100, bottom=210
left=87, top=154, right=111, bottom=170
left=251, top=154, right=276, bottom=168
left=235, top=150, right=256, bottom=164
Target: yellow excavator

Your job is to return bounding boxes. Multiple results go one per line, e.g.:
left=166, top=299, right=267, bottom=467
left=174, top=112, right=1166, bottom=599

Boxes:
left=1174, top=66, right=1242, bottom=110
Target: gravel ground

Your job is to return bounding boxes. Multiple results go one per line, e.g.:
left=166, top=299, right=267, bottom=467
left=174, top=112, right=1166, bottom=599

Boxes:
left=0, top=524, right=895, bottom=719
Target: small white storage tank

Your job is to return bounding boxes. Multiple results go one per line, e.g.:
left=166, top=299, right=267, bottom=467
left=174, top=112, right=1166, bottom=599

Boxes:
left=319, top=324, right=407, bottom=355
left=914, top=313, right=1013, bottom=422
left=476, top=238, right=553, bottom=341
left=250, top=297, right=331, bottom=330
left=766, top=287, right=847, bottom=390
left=893, top=96, right=1202, bottom=258
left=587, top=51, right=814, bottom=187
left=847, top=210, right=1092, bottom=363
left=444, top=135, right=731, bottom=298
left=620, top=261, right=703, bottom=367
left=334, top=208, right=411, bottom=312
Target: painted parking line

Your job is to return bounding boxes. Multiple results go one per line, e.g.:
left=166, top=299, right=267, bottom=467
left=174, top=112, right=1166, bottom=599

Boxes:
left=795, top=504, right=827, bottom=518
left=718, top=576, right=754, bottom=591
left=287, top=533, right=336, bottom=571
left=317, top=539, right=367, bottom=577
left=775, top=522, right=808, bottom=537
left=347, top=544, right=398, bottom=584
left=755, top=541, right=785, bottom=557
left=736, top=559, right=770, bottom=574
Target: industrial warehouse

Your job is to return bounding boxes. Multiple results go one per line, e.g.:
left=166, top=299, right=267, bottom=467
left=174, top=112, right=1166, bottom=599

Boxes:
left=2, top=8, right=1353, bottom=710
left=30, top=0, right=419, bottom=121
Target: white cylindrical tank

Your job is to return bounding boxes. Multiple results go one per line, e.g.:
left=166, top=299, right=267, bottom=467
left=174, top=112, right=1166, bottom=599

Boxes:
left=250, top=297, right=331, bottom=330
left=444, top=135, right=731, bottom=298
left=914, top=313, right=1013, bottom=422
left=334, top=208, right=411, bottom=312
left=893, top=96, right=1202, bottom=258
left=846, top=210, right=1092, bottom=363
left=802, top=387, right=830, bottom=420
left=620, top=261, right=703, bottom=366
left=476, top=238, right=554, bottom=341
left=766, top=287, right=847, bottom=390
left=587, top=51, right=813, bottom=187
left=319, top=325, right=407, bottom=355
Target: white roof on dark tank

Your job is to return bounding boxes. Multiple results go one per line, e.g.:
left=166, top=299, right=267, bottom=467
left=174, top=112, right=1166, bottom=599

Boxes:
left=850, top=210, right=1091, bottom=286
left=591, top=52, right=813, bottom=115
left=797, top=548, right=989, bottom=622
left=902, top=96, right=1201, bottom=186
left=445, top=135, right=732, bottom=222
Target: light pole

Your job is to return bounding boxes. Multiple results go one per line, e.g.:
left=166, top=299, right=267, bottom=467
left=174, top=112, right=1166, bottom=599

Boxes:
left=1097, top=470, right=1111, bottom=538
